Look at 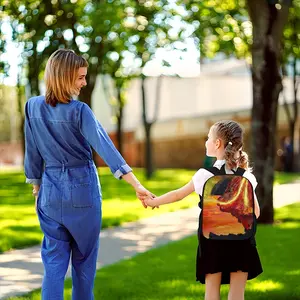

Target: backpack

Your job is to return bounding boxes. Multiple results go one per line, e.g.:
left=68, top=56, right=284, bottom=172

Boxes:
left=199, top=164, right=256, bottom=240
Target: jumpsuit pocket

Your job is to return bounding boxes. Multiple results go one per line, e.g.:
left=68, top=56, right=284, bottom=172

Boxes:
left=40, top=184, right=52, bottom=207
left=71, top=183, right=93, bottom=208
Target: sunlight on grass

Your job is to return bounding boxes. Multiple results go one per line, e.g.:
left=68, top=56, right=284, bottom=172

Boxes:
left=275, top=203, right=300, bottom=222
left=274, top=171, right=300, bottom=185
left=276, top=222, right=300, bottom=229
left=248, top=280, right=284, bottom=292
left=0, top=167, right=299, bottom=254
left=7, top=203, right=300, bottom=300
left=157, top=279, right=189, bottom=289
left=286, top=269, right=300, bottom=275
left=0, top=167, right=197, bottom=253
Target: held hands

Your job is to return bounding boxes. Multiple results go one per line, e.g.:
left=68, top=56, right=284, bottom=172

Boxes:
left=144, top=195, right=158, bottom=208
left=135, top=184, right=159, bottom=209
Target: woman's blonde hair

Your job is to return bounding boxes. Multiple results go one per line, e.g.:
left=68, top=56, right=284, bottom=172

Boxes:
left=45, top=49, right=88, bottom=107
left=212, top=120, right=250, bottom=170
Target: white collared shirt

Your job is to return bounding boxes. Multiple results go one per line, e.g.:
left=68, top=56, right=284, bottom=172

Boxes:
left=192, top=159, right=258, bottom=196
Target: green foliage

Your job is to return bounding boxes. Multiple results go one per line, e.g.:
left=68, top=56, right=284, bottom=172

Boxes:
left=282, top=0, right=300, bottom=65
left=181, top=0, right=251, bottom=61
left=181, top=0, right=299, bottom=67
left=1, top=0, right=179, bottom=101
left=0, top=85, right=23, bottom=142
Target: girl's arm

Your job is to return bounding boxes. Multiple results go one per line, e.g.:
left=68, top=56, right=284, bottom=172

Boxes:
left=145, top=180, right=195, bottom=207
left=254, top=193, right=260, bottom=219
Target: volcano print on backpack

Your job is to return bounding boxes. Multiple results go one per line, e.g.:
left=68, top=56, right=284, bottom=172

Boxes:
left=201, top=175, right=255, bottom=240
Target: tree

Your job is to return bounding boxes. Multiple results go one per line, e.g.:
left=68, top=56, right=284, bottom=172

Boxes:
left=281, top=0, right=300, bottom=171
left=181, top=0, right=294, bottom=223
left=3, top=0, right=179, bottom=169
left=141, top=74, right=163, bottom=178
left=3, top=0, right=134, bottom=107
left=248, top=0, right=292, bottom=223
left=182, top=1, right=251, bottom=61
left=98, top=1, right=177, bottom=162
left=2, top=0, right=137, bottom=167
left=101, top=59, right=134, bottom=155
left=130, top=0, right=179, bottom=178
left=5, top=0, right=84, bottom=96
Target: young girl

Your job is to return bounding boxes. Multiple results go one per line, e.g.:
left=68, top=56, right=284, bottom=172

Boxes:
left=145, top=120, right=263, bottom=300
left=24, top=49, right=153, bottom=299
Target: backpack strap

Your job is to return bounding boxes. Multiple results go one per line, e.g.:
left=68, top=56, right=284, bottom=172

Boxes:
left=233, top=167, right=246, bottom=176
left=205, top=165, right=246, bottom=176
left=204, top=167, right=223, bottom=175
left=207, top=164, right=227, bottom=175
left=220, top=164, right=226, bottom=175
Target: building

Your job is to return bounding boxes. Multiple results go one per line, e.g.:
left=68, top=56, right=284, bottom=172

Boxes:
left=91, top=59, right=300, bottom=170
left=1, top=59, right=298, bottom=170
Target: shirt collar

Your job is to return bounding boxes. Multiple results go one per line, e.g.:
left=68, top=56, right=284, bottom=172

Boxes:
left=213, top=159, right=226, bottom=168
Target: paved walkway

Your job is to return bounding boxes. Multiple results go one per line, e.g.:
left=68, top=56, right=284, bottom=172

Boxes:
left=0, top=182, right=299, bottom=299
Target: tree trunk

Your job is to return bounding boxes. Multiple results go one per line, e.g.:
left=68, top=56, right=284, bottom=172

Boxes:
left=116, top=86, right=123, bottom=155
left=141, top=76, right=154, bottom=179
left=248, top=0, right=291, bottom=224
left=145, top=122, right=153, bottom=179
left=27, top=54, right=41, bottom=97
left=291, top=56, right=299, bottom=171
left=17, top=83, right=25, bottom=165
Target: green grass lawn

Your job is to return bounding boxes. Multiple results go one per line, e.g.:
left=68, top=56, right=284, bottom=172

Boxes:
left=0, top=168, right=198, bottom=253
left=0, top=168, right=299, bottom=253
left=8, top=202, right=300, bottom=300
left=274, top=171, right=300, bottom=185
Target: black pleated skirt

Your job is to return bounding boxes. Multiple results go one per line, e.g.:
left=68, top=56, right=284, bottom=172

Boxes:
left=196, top=234, right=263, bottom=284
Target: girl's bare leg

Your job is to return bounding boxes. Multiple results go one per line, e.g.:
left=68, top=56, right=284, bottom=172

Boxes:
left=205, top=272, right=222, bottom=300
left=228, top=271, right=248, bottom=300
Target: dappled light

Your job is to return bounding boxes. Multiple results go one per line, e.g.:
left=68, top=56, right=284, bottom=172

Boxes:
left=0, top=246, right=43, bottom=298
left=248, top=280, right=284, bottom=292
left=0, top=168, right=198, bottom=253
left=1, top=200, right=300, bottom=299
left=0, top=207, right=199, bottom=299
left=0, top=0, right=299, bottom=298
left=286, top=269, right=300, bottom=275
left=14, top=204, right=300, bottom=299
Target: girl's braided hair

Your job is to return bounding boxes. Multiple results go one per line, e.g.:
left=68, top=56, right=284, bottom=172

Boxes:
left=212, top=120, right=250, bottom=170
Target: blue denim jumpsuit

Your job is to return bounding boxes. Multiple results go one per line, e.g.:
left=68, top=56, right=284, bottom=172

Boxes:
left=24, top=96, right=132, bottom=299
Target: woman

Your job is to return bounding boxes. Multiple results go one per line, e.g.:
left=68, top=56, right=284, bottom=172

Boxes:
left=24, top=48, right=153, bottom=299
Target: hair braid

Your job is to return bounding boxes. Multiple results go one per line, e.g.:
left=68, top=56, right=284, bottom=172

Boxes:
left=213, top=120, right=250, bottom=170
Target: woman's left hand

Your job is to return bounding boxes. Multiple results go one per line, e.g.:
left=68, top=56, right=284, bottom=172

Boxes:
left=35, top=196, right=38, bottom=212
left=33, top=185, right=40, bottom=212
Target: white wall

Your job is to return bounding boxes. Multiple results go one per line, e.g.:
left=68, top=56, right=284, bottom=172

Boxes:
left=91, top=72, right=298, bottom=139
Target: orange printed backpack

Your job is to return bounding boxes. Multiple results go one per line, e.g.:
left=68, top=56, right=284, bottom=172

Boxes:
left=199, top=165, right=256, bottom=240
